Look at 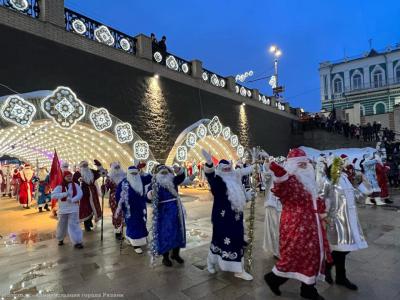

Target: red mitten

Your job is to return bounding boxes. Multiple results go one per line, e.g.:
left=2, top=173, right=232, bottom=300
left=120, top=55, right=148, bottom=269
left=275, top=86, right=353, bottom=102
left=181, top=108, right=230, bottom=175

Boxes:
left=269, top=162, right=287, bottom=178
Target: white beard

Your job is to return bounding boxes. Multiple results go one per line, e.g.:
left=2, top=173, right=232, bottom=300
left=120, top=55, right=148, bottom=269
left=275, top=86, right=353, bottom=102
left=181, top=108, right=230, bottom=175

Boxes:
left=155, top=173, right=177, bottom=197
left=286, top=162, right=318, bottom=201
left=80, top=167, right=94, bottom=184
left=127, top=173, right=143, bottom=196
left=38, top=170, right=48, bottom=181
left=109, top=168, right=126, bottom=185
left=215, top=170, right=247, bottom=212
left=21, top=168, right=34, bottom=181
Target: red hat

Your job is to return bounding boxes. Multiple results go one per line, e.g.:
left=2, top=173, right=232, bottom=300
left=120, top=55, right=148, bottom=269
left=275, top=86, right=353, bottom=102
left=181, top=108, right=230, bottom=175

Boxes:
left=352, top=158, right=358, bottom=164
left=340, top=154, right=348, bottom=159
left=63, top=170, right=72, bottom=177
left=287, top=148, right=308, bottom=163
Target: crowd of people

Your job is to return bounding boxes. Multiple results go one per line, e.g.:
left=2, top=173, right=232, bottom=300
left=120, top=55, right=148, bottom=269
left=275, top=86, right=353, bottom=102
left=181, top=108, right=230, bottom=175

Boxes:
left=0, top=142, right=394, bottom=300
left=301, top=113, right=396, bottom=142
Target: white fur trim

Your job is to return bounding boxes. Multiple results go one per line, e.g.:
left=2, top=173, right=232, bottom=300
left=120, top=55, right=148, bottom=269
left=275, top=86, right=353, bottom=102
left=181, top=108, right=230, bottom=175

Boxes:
left=207, top=250, right=243, bottom=273
left=204, top=164, right=215, bottom=174
left=287, top=156, right=309, bottom=164
left=330, top=241, right=368, bottom=252
left=272, top=266, right=323, bottom=285
left=147, top=190, right=153, bottom=200
left=273, top=173, right=289, bottom=183
left=127, top=236, right=147, bottom=247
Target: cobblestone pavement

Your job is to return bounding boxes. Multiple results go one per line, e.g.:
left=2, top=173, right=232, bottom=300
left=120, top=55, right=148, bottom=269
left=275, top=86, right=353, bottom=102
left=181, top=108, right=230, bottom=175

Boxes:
left=0, top=187, right=399, bottom=300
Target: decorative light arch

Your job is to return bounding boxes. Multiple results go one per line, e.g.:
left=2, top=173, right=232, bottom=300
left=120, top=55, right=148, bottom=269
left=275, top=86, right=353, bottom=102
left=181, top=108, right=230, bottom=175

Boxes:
left=0, top=88, right=155, bottom=169
left=165, top=116, right=245, bottom=166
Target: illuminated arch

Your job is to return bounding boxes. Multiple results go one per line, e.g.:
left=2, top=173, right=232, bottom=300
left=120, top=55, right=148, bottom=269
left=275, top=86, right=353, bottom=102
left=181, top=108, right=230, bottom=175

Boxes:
left=165, top=116, right=245, bottom=166
left=0, top=89, right=155, bottom=169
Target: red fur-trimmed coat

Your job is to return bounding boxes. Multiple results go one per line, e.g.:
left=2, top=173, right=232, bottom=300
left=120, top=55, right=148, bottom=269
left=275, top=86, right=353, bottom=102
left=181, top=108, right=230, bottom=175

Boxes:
left=271, top=175, right=331, bottom=284
left=376, top=163, right=390, bottom=199
left=104, top=178, right=123, bottom=229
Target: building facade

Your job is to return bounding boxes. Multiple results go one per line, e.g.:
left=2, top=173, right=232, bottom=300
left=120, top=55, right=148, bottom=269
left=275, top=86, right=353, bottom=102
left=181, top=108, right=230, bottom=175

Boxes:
left=319, top=47, right=400, bottom=126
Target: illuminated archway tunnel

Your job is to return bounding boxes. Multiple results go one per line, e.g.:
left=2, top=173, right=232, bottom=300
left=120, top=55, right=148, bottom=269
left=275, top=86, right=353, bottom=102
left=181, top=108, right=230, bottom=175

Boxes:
left=0, top=88, right=156, bottom=170
left=165, top=116, right=245, bottom=166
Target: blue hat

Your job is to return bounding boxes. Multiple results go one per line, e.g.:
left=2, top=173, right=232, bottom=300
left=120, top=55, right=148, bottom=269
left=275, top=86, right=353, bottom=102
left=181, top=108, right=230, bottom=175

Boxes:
left=128, top=166, right=138, bottom=170
left=218, top=159, right=230, bottom=165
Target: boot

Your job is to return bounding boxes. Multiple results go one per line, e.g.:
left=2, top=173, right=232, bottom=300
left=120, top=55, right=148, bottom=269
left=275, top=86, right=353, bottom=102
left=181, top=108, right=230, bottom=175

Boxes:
left=234, top=271, right=253, bottom=281
left=171, top=248, right=184, bottom=264
left=38, top=207, right=43, bottom=213
left=300, top=283, right=324, bottom=300
left=375, top=197, right=386, bottom=206
left=44, top=203, right=50, bottom=211
left=325, top=263, right=333, bottom=284
left=133, top=246, right=143, bottom=254
left=207, top=254, right=216, bottom=274
left=336, top=277, right=358, bottom=290
left=84, top=220, right=92, bottom=232
left=74, top=243, right=84, bottom=249
left=162, top=252, right=172, bottom=267
left=115, top=232, right=122, bottom=240
left=264, top=272, right=288, bottom=296
left=365, top=197, right=374, bottom=205
left=384, top=198, right=393, bottom=204
left=58, top=240, right=64, bottom=246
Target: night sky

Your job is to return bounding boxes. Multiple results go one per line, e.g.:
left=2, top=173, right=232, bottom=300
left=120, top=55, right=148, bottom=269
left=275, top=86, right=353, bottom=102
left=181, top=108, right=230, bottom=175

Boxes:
left=65, top=0, right=400, bottom=112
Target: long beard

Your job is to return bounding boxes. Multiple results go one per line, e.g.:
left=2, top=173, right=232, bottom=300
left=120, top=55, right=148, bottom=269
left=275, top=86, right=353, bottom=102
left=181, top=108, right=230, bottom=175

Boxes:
left=80, top=167, right=94, bottom=184
left=155, top=173, right=177, bottom=197
left=109, top=169, right=126, bottom=185
left=286, top=163, right=318, bottom=201
left=216, top=170, right=247, bottom=212
left=38, top=170, right=48, bottom=181
left=127, top=173, right=143, bottom=196
left=22, top=168, right=34, bottom=181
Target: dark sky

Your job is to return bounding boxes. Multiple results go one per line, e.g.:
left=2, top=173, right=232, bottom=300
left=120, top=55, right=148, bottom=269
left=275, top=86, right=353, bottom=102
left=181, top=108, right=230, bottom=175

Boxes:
left=65, top=0, right=400, bottom=112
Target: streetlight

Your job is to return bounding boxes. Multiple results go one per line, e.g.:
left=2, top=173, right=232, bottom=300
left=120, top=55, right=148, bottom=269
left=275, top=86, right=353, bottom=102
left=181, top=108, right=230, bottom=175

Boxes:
left=269, top=45, right=282, bottom=94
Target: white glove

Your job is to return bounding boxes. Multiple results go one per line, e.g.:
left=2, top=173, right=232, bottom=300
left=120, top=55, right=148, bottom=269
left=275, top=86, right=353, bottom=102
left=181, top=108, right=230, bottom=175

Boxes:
left=259, top=150, right=269, bottom=159
left=201, top=149, right=212, bottom=164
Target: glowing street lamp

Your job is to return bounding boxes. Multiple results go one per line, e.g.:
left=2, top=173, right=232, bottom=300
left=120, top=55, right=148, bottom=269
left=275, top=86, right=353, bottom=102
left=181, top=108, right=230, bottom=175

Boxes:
left=269, top=45, right=282, bottom=95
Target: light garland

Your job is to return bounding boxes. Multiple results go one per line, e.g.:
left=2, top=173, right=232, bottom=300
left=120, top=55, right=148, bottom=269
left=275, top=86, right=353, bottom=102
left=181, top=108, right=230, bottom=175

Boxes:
left=146, top=160, right=158, bottom=173
left=41, top=87, right=85, bottom=129
left=222, top=127, right=231, bottom=140
left=119, top=38, right=131, bottom=51
left=181, top=63, right=189, bottom=74
left=202, top=72, right=209, bottom=81
left=133, top=140, right=150, bottom=160
left=210, top=74, right=220, bottom=87
left=185, top=132, right=197, bottom=148
left=207, top=116, right=222, bottom=137
left=94, top=25, right=115, bottom=46
left=230, top=135, right=239, bottom=147
left=235, top=70, right=254, bottom=83
left=89, top=107, right=112, bottom=131
left=114, top=122, right=134, bottom=143
left=196, top=124, right=207, bottom=139
left=220, top=79, right=226, bottom=88
left=166, top=55, right=179, bottom=71
left=9, top=0, right=29, bottom=11
left=237, top=145, right=244, bottom=158
left=0, top=95, right=36, bottom=127
left=71, top=19, right=87, bottom=35
left=153, top=52, right=163, bottom=63
left=176, top=145, right=187, bottom=162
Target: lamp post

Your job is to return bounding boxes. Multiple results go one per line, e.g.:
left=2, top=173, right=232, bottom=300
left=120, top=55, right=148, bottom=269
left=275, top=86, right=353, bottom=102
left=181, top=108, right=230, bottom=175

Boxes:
left=269, top=45, right=282, bottom=94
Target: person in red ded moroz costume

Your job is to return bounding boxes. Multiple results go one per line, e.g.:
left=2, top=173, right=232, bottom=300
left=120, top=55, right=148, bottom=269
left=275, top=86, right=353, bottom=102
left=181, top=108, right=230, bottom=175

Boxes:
left=73, top=160, right=104, bottom=231
left=264, top=148, right=331, bottom=300
left=18, top=163, right=35, bottom=208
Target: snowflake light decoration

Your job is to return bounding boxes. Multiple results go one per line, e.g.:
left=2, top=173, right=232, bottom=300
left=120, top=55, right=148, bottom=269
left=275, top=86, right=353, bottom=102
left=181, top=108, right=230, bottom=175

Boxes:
left=119, top=38, right=131, bottom=51
left=210, top=74, right=219, bottom=86
left=89, top=107, right=112, bottom=131
left=240, top=87, right=246, bottom=97
left=133, top=140, right=150, bottom=160
left=258, top=94, right=262, bottom=101
left=230, top=135, right=239, bottom=147
left=222, top=127, right=231, bottom=140
left=220, top=79, right=226, bottom=88
left=146, top=160, right=158, bottom=174
left=247, top=90, right=252, bottom=98
left=235, top=85, right=240, bottom=93
left=266, top=98, right=271, bottom=105
left=237, top=145, right=244, bottom=158
left=185, top=132, right=197, bottom=148
left=114, top=122, right=134, bottom=143
left=153, top=52, right=162, bottom=63
left=196, top=124, right=207, bottom=139
left=9, top=0, right=29, bottom=11
left=41, top=87, right=85, bottom=129
left=166, top=55, right=179, bottom=71
left=207, top=116, right=222, bottom=137
left=181, top=63, right=189, bottom=74
left=176, top=146, right=187, bottom=162
left=72, top=19, right=87, bottom=35
left=94, top=25, right=115, bottom=46
left=0, top=95, right=36, bottom=127
left=202, top=72, right=209, bottom=81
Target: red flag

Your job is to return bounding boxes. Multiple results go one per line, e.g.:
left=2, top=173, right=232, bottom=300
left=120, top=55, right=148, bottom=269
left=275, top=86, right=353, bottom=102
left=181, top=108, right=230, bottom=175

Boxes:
left=49, top=150, right=63, bottom=189
left=212, top=156, right=219, bottom=166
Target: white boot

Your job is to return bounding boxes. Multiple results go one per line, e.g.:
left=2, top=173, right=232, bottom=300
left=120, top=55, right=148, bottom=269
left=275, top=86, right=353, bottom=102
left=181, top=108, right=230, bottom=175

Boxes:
left=365, top=197, right=374, bottom=205
left=234, top=271, right=253, bottom=281
left=207, top=253, right=216, bottom=274
left=375, top=197, right=386, bottom=206
left=134, top=247, right=143, bottom=254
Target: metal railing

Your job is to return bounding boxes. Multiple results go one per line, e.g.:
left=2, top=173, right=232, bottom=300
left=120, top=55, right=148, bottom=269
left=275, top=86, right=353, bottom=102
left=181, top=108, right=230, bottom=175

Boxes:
left=65, top=8, right=136, bottom=55
left=201, top=68, right=227, bottom=89
left=0, top=0, right=39, bottom=18
left=152, top=49, right=192, bottom=75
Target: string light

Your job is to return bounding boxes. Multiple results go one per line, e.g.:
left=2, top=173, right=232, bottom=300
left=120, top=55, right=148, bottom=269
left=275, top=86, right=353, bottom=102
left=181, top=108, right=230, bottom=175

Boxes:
left=94, top=25, right=115, bottom=46
left=0, top=95, right=36, bottom=127
left=89, top=107, right=113, bottom=131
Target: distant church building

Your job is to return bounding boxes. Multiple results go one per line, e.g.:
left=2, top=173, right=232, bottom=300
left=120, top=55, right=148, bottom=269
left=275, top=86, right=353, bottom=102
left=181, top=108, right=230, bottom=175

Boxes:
left=319, top=46, right=400, bottom=127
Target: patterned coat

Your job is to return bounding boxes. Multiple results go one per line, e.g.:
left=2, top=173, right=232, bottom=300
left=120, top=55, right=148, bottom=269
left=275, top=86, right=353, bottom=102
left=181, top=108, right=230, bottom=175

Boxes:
left=362, top=159, right=381, bottom=193
left=271, top=175, right=331, bottom=285
left=104, top=178, right=123, bottom=229
left=375, top=163, right=389, bottom=199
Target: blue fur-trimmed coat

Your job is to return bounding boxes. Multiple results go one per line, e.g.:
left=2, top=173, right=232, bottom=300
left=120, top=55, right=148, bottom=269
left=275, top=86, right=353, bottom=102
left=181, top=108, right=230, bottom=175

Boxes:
left=116, top=174, right=152, bottom=241
left=148, top=172, right=186, bottom=255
